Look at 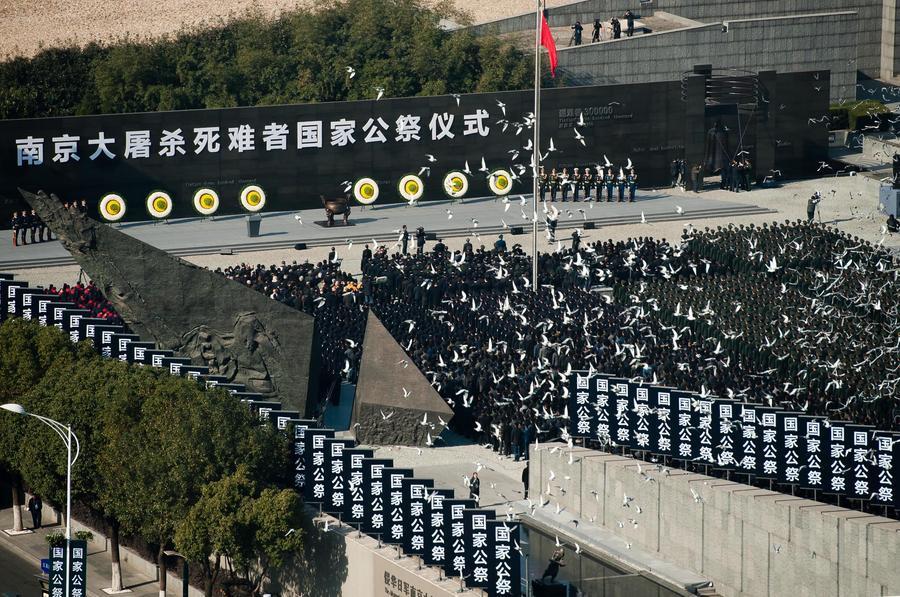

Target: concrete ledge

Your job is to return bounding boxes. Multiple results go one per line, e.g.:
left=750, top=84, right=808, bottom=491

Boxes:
left=529, top=444, right=900, bottom=597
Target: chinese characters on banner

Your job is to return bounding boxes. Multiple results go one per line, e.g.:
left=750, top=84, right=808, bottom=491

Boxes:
left=567, top=371, right=897, bottom=511
left=487, top=521, right=521, bottom=597
left=13, top=110, right=494, bottom=167
left=303, top=429, right=335, bottom=504
left=48, top=539, right=87, bottom=597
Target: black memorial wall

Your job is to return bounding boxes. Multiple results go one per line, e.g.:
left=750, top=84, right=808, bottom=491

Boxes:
left=0, top=70, right=828, bottom=226
left=568, top=371, right=898, bottom=516
left=0, top=271, right=523, bottom=597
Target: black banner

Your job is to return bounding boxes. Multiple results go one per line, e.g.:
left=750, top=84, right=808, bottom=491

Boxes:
left=289, top=419, right=317, bottom=492
left=442, top=499, right=476, bottom=578
left=487, top=521, right=521, bottom=597
left=322, top=438, right=355, bottom=516
left=422, top=488, right=454, bottom=568
left=361, top=458, right=393, bottom=539
left=462, top=509, right=496, bottom=589
left=342, top=448, right=374, bottom=525
left=303, top=428, right=335, bottom=504
left=383, top=467, right=413, bottom=546
left=401, top=478, right=433, bottom=557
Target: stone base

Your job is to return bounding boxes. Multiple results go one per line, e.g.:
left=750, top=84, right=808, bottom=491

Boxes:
left=3, top=528, right=34, bottom=536
left=102, top=588, right=133, bottom=594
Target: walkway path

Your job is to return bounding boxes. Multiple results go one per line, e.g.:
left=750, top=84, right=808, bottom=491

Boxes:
left=0, top=507, right=186, bottom=597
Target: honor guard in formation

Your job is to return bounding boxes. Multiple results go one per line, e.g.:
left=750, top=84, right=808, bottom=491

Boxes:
left=572, top=167, right=582, bottom=202
left=11, top=211, right=22, bottom=246
left=627, top=167, right=637, bottom=202
left=540, top=161, right=637, bottom=203
left=549, top=167, right=559, bottom=201
left=539, top=167, right=549, bottom=201
left=10, top=209, right=50, bottom=247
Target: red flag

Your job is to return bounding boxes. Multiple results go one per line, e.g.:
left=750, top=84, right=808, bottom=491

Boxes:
left=540, top=12, right=558, bottom=78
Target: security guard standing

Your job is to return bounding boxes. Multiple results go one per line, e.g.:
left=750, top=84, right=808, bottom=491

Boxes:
left=605, top=168, right=615, bottom=202
left=627, top=168, right=637, bottom=202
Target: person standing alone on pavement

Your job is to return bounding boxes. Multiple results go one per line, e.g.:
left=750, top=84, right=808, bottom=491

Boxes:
left=27, top=495, right=42, bottom=529
left=469, top=471, right=481, bottom=503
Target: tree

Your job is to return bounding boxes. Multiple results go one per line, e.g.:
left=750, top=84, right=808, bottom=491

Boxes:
left=0, top=319, right=75, bottom=532
left=175, top=466, right=303, bottom=596
left=0, top=0, right=533, bottom=118
left=10, top=323, right=139, bottom=592
left=99, top=372, right=289, bottom=597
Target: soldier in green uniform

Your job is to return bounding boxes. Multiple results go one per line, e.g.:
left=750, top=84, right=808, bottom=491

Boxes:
left=605, top=167, right=615, bottom=202
left=549, top=167, right=559, bottom=202
left=572, top=167, right=582, bottom=202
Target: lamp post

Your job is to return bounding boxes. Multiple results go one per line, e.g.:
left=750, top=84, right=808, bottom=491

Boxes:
left=162, top=550, right=189, bottom=597
left=2, top=404, right=80, bottom=597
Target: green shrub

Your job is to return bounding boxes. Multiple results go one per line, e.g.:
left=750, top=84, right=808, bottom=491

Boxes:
left=829, top=100, right=889, bottom=130
left=0, top=0, right=533, bottom=119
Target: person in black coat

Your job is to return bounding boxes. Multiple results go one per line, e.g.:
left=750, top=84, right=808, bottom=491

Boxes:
left=27, top=495, right=42, bottom=529
left=401, top=225, right=409, bottom=255
left=522, top=463, right=529, bottom=497
left=468, top=472, right=481, bottom=503
left=624, top=10, right=635, bottom=36
left=611, top=17, right=621, bottom=39
left=11, top=211, right=22, bottom=247
left=571, top=21, right=583, bottom=45
left=541, top=548, right=566, bottom=582
left=571, top=229, right=581, bottom=252
left=592, top=19, right=601, bottom=42
left=361, top=244, right=372, bottom=267
left=415, top=227, right=426, bottom=255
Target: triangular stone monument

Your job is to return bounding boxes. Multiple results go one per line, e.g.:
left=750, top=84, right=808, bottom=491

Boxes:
left=352, top=311, right=453, bottom=446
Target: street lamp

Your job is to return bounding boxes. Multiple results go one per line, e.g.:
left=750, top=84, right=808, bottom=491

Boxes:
left=1, top=403, right=80, bottom=597
left=162, top=550, right=190, bottom=597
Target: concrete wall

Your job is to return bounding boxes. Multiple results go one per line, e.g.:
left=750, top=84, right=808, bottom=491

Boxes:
left=471, top=0, right=893, bottom=84
left=884, top=0, right=900, bottom=78
left=555, top=12, right=858, bottom=101
left=529, top=445, right=900, bottom=597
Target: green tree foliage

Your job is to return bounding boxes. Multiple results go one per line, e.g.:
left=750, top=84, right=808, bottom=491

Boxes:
left=0, top=319, right=295, bottom=594
left=0, top=0, right=533, bottom=119
left=175, top=465, right=304, bottom=596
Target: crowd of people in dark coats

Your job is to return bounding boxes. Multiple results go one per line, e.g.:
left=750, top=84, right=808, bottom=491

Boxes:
left=206, top=219, right=899, bottom=455
left=57, top=217, right=895, bottom=458
left=216, top=260, right=368, bottom=385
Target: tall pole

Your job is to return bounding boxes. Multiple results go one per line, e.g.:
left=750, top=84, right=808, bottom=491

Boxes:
left=66, top=424, right=72, bottom=597
left=532, top=1, right=542, bottom=292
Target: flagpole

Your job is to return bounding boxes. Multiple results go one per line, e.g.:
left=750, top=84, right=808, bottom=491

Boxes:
left=531, top=1, right=542, bottom=292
